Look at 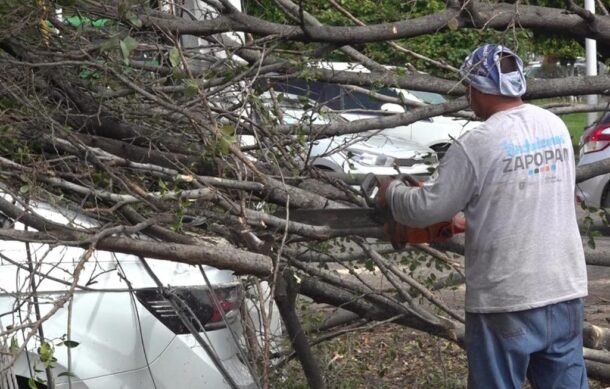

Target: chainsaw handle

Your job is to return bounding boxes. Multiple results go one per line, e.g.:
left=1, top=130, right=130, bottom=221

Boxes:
left=399, top=173, right=423, bottom=187
left=360, top=173, right=379, bottom=207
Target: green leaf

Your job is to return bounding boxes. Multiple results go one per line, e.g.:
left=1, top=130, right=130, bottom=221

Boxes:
left=79, top=67, right=100, bottom=80
left=60, top=340, right=80, bottom=348
left=100, top=36, right=120, bottom=53
left=118, top=1, right=128, bottom=17
left=120, top=36, right=138, bottom=66
left=64, top=16, right=108, bottom=29
left=19, top=185, right=29, bottom=194
left=583, top=215, right=593, bottom=227
left=65, top=15, right=87, bottom=27
left=125, top=11, right=142, bottom=28
left=38, top=342, right=53, bottom=364
left=28, top=377, right=38, bottom=389
left=158, top=178, right=168, bottom=194
left=169, top=47, right=181, bottom=68
left=172, top=68, right=186, bottom=80
left=211, top=124, right=236, bottom=155
left=587, top=236, right=596, bottom=249
left=220, top=124, right=235, bottom=137
left=217, top=137, right=232, bottom=155
left=183, top=79, right=199, bottom=98
left=447, top=17, right=459, bottom=31
left=91, top=19, right=109, bottom=28
left=9, top=337, right=18, bottom=353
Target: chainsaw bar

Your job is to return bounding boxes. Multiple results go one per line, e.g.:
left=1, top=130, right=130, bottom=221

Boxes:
left=281, top=208, right=387, bottom=229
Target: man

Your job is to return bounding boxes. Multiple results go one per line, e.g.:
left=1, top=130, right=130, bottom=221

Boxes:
left=380, top=44, right=588, bottom=388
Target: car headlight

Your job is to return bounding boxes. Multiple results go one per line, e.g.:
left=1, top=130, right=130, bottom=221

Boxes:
left=346, top=149, right=394, bottom=167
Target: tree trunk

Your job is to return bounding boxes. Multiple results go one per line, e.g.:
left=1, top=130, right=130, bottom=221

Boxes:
left=585, top=360, right=610, bottom=384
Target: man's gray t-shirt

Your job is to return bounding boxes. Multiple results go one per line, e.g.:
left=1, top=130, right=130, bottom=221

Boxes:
left=388, top=104, right=587, bottom=313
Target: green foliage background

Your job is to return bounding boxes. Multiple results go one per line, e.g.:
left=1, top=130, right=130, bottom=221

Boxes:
left=244, top=0, right=585, bottom=77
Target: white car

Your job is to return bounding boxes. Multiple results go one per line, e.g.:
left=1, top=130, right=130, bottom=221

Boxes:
left=249, top=93, right=439, bottom=180
left=0, top=192, right=268, bottom=389
left=576, top=112, right=610, bottom=209
left=309, top=132, right=438, bottom=180
left=268, top=61, right=481, bottom=157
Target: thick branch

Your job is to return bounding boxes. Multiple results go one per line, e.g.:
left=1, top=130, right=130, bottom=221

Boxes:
left=0, top=229, right=273, bottom=277
left=139, top=3, right=610, bottom=50
left=274, top=270, right=326, bottom=389
left=577, top=159, right=610, bottom=184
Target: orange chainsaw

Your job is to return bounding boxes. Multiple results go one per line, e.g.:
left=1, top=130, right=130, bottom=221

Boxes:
left=286, top=174, right=465, bottom=249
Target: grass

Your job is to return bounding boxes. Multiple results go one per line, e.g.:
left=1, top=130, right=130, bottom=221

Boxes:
left=530, top=98, right=596, bottom=149
left=561, top=111, right=588, bottom=145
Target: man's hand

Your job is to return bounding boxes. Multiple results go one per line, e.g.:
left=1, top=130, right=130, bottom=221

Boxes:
left=376, top=178, right=395, bottom=209
left=376, top=175, right=422, bottom=211
left=374, top=176, right=465, bottom=249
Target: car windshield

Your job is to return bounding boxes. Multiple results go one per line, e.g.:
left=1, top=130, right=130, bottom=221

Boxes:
left=259, top=95, right=348, bottom=123
left=407, top=90, right=446, bottom=104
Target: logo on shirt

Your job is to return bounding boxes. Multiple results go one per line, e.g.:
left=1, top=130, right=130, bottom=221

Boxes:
left=501, top=135, right=569, bottom=175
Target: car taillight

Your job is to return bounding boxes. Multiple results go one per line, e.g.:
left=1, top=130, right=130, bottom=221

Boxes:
left=134, top=284, right=243, bottom=334
left=581, top=122, right=610, bottom=154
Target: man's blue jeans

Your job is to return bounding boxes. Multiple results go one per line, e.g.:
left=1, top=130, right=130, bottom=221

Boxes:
left=465, top=298, right=588, bottom=389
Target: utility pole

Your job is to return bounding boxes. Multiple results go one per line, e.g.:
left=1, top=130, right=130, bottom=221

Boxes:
left=585, top=0, right=598, bottom=126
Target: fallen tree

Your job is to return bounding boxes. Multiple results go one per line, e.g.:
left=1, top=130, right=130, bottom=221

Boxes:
left=0, top=0, right=610, bottom=387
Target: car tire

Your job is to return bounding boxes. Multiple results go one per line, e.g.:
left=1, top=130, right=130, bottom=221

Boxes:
left=600, top=186, right=610, bottom=225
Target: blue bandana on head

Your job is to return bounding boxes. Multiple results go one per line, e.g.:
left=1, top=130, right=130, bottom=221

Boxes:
left=459, top=44, right=526, bottom=97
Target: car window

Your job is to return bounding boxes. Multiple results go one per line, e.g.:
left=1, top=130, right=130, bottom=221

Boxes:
left=271, top=79, right=409, bottom=112
left=408, top=90, right=446, bottom=104
left=271, top=79, right=343, bottom=110
left=258, top=93, right=348, bottom=124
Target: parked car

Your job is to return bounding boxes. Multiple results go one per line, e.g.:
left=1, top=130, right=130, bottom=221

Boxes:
left=0, top=191, right=267, bottom=389
left=247, top=93, right=439, bottom=181
left=266, top=61, right=481, bottom=157
left=576, top=112, right=610, bottom=209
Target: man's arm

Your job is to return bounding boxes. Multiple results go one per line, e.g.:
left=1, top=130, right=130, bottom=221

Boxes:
left=386, top=141, right=478, bottom=227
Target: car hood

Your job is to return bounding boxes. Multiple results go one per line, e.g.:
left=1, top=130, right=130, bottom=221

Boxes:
left=330, top=133, right=435, bottom=159
left=431, top=115, right=481, bottom=132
